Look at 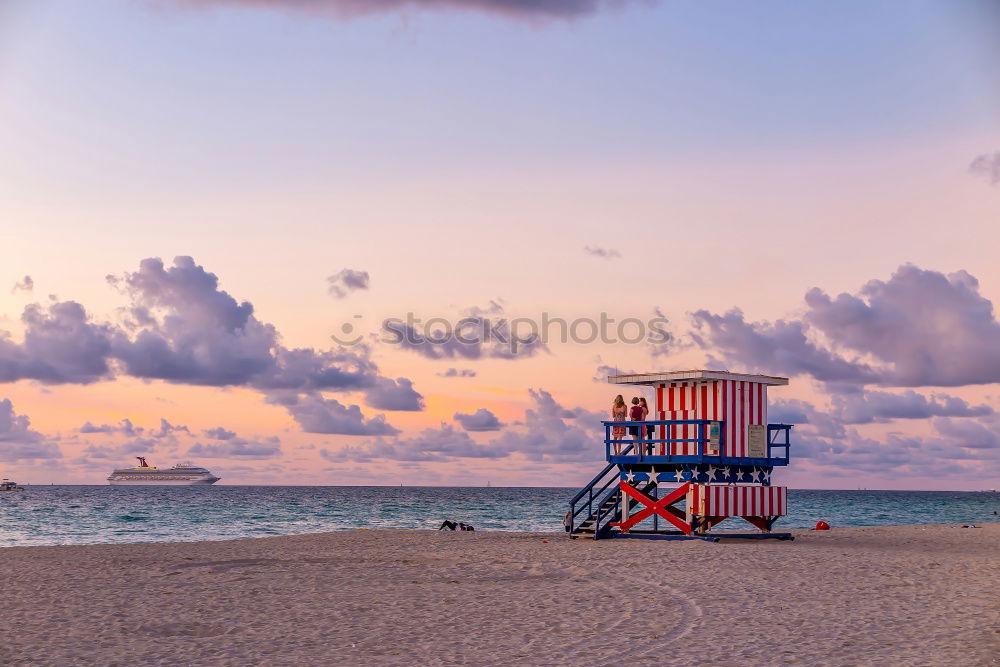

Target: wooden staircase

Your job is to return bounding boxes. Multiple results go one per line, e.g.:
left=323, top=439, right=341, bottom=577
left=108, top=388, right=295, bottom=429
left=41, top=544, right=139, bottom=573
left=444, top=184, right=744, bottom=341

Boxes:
left=571, top=481, right=656, bottom=539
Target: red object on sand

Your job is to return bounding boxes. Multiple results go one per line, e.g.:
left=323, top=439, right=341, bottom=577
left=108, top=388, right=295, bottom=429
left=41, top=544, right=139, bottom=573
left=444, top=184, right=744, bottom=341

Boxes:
left=814, top=520, right=831, bottom=530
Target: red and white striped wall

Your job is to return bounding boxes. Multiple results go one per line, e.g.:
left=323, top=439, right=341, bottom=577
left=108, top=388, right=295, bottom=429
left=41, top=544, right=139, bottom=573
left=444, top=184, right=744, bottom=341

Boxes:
left=654, top=380, right=768, bottom=457
left=688, top=484, right=787, bottom=517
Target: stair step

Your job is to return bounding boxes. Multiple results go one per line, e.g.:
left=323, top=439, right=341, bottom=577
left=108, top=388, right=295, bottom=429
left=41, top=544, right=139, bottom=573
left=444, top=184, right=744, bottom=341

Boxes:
left=570, top=471, right=666, bottom=540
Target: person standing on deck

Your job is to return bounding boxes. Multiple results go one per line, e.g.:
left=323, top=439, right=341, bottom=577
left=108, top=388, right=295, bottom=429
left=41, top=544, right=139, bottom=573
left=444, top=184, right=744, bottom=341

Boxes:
left=629, top=397, right=646, bottom=455
left=638, top=397, right=650, bottom=450
left=611, top=395, right=627, bottom=455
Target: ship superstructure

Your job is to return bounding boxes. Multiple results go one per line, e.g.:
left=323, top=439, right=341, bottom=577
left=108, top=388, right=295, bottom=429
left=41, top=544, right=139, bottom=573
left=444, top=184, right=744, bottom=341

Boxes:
left=107, top=457, right=220, bottom=485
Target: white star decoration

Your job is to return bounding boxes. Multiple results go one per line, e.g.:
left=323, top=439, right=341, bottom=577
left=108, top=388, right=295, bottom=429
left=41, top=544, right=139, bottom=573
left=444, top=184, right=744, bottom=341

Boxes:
left=673, top=469, right=685, bottom=482
left=625, top=470, right=636, bottom=484
left=705, top=465, right=719, bottom=481
left=720, top=466, right=731, bottom=480
left=646, top=468, right=659, bottom=485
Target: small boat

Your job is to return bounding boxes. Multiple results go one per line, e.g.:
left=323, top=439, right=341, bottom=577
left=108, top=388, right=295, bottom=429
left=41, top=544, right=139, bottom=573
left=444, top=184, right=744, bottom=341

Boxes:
left=1, top=479, right=25, bottom=491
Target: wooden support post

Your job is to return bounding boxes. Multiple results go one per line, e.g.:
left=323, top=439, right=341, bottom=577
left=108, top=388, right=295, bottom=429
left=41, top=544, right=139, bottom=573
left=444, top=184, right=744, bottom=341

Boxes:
left=741, top=516, right=773, bottom=532
left=621, top=485, right=630, bottom=526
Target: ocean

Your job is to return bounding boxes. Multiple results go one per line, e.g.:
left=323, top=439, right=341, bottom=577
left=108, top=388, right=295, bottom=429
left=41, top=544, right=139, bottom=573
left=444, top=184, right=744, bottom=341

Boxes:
left=1, top=486, right=997, bottom=547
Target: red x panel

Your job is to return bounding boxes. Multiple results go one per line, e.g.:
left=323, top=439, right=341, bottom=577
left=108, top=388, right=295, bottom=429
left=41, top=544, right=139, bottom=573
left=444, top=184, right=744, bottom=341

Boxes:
left=616, top=481, right=692, bottom=535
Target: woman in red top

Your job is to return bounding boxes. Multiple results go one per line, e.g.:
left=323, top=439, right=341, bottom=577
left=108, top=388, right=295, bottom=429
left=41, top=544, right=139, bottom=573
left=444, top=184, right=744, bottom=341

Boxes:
left=629, top=397, right=646, bottom=456
left=638, top=397, right=652, bottom=453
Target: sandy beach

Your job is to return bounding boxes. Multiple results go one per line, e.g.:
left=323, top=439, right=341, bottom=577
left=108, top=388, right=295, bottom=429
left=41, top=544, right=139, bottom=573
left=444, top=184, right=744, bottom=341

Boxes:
left=1, top=524, right=997, bottom=666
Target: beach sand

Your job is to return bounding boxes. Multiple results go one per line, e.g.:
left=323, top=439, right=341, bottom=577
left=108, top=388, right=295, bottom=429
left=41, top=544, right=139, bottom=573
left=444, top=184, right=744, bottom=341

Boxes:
left=1, top=524, right=997, bottom=666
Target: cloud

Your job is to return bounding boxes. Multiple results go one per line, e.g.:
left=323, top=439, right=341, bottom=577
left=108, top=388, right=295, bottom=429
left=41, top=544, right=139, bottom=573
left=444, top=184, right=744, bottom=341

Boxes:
left=768, top=391, right=1000, bottom=473
left=323, top=388, right=603, bottom=463
left=647, top=307, right=676, bottom=358
left=804, top=265, right=1000, bottom=386
left=770, top=385, right=998, bottom=480
left=252, top=346, right=381, bottom=392
left=765, top=393, right=1000, bottom=479
left=15, top=256, right=416, bottom=447
left=583, top=246, right=621, bottom=260
left=816, top=426, right=1000, bottom=476
left=187, top=436, right=282, bottom=458
left=109, top=256, right=282, bottom=386
left=80, top=418, right=144, bottom=436
left=74, top=417, right=196, bottom=467
left=203, top=426, right=237, bottom=440
left=453, top=408, right=503, bottom=431
left=78, top=417, right=189, bottom=438
left=281, top=393, right=399, bottom=435
left=768, top=398, right=817, bottom=425
left=322, top=423, right=503, bottom=463
left=105, top=256, right=410, bottom=399
left=327, top=268, right=370, bottom=299
left=0, top=398, right=60, bottom=462
left=969, top=151, right=1000, bottom=185
left=0, top=301, right=116, bottom=384
left=932, top=418, right=999, bottom=450
left=796, top=430, right=926, bottom=473
left=691, top=309, right=876, bottom=384
left=82, top=439, right=161, bottom=460
left=768, top=398, right=846, bottom=439
left=164, top=0, right=638, bottom=21
left=692, top=265, right=1000, bottom=387
left=462, top=300, right=505, bottom=317
left=526, top=387, right=586, bottom=419
left=154, top=418, right=190, bottom=437
left=438, top=368, right=476, bottom=378
left=593, top=363, right=634, bottom=383
left=0, top=260, right=493, bottom=431
left=11, top=276, right=33, bottom=293
left=363, top=376, right=425, bottom=411
left=73, top=421, right=280, bottom=463
left=386, top=303, right=546, bottom=361
left=490, top=388, right=604, bottom=461
left=831, top=390, right=992, bottom=425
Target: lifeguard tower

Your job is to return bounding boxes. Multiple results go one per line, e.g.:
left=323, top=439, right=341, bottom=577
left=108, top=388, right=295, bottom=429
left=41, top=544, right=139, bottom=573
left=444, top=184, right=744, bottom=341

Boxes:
left=568, top=370, right=793, bottom=541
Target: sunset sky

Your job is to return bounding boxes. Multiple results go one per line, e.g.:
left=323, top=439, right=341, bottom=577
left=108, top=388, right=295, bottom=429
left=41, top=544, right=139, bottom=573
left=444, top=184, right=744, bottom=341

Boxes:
left=1, top=0, right=998, bottom=489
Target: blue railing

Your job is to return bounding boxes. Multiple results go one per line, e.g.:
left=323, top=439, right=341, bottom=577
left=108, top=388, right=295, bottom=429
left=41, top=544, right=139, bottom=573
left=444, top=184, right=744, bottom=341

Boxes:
left=768, top=424, right=791, bottom=463
left=568, top=443, right=632, bottom=535
left=602, top=419, right=792, bottom=464
left=602, top=419, right=716, bottom=461
left=593, top=488, right=620, bottom=540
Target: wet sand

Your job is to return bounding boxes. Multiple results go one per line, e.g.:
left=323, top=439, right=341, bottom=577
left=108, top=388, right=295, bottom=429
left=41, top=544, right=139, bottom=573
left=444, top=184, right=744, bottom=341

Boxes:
left=1, top=523, right=997, bottom=665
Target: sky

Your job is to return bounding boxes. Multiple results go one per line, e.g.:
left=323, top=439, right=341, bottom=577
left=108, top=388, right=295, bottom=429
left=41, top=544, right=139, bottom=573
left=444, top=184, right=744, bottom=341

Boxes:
left=0, top=0, right=998, bottom=489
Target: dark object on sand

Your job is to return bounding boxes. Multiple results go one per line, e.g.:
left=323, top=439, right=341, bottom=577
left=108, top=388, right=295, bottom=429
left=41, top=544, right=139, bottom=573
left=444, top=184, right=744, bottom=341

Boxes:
left=439, top=520, right=475, bottom=531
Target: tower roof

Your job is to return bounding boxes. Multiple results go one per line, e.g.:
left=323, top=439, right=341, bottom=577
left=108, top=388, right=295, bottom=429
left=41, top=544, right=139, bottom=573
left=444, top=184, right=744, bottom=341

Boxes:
left=607, top=369, right=789, bottom=386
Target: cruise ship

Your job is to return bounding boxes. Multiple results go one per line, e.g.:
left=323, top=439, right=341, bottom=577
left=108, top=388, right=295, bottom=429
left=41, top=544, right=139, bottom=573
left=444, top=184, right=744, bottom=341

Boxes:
left=107, top=457, right=220, bottom=485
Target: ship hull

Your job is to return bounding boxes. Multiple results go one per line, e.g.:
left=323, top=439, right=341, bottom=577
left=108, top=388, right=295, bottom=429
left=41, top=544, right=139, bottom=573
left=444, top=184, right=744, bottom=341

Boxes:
left=107, top=478, right=219, bottom=486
